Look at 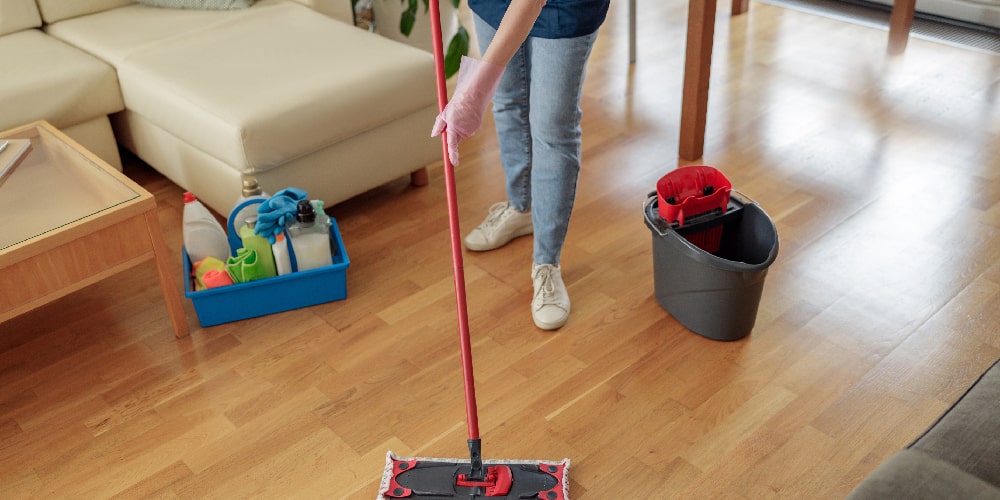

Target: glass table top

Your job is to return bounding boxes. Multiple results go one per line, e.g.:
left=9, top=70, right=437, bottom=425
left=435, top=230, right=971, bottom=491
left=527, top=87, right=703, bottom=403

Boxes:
left=0, top=126, right=140, bottom=250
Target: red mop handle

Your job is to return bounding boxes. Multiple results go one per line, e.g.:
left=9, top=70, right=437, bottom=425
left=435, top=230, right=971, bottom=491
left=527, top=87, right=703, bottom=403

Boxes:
left=429, top=0, right=480, bottom=441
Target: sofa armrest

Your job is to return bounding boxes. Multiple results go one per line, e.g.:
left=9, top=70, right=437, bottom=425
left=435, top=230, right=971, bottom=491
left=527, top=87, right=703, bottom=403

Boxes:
left=848, top=450, right=1000, bottom=499
left=849, top=357, right=1000, bottom=499
left=906, top=357, right=1000, bottom=486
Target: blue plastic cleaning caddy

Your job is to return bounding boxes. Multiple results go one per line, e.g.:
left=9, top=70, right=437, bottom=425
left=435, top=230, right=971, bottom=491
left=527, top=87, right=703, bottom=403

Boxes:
left=183, top=218, right=349, bottom=327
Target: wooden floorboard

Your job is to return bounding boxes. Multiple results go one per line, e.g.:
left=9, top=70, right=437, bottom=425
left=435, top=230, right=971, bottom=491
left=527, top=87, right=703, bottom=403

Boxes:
left=2, top=0, right=999, bottom=498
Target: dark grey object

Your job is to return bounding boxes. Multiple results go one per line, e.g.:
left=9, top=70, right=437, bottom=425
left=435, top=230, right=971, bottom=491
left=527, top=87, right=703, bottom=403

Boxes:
left=644, top=193, right=779, bottom=341
left=849, top=357, right=1000, bottom=499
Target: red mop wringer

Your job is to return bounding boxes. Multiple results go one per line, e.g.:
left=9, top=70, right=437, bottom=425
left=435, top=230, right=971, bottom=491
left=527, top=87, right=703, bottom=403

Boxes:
left=655, top=165, right=733, bottom=253
left=378, top=1, right=571, bottom=498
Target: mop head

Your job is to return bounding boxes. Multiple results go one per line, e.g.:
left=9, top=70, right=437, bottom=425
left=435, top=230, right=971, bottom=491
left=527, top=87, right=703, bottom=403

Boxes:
left=377, top=451, right=570, bottom=499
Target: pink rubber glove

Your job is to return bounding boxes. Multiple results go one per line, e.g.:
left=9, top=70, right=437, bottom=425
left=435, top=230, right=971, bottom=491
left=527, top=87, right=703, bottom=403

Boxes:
left=431, top=56, right=505, bottom=166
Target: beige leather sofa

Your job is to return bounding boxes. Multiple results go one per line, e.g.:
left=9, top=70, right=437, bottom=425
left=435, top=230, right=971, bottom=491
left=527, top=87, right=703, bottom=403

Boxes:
left=0, top=0, right=125, bottom=169
left=1, top=0, right=441, bottom=215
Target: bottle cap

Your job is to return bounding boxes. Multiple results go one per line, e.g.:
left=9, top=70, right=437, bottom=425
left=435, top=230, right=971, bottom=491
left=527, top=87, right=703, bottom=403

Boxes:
left=296, top=200, right=316, bottom=224
left=184, top=192, right=196, bottom=203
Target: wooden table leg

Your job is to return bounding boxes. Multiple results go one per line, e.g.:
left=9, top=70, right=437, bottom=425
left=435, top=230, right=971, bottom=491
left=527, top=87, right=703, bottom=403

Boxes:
left=145, top=210, right=190, bottom=338
left=679, top=0, right=718, bottom=161
left=888, top=0, right=916, bottom=54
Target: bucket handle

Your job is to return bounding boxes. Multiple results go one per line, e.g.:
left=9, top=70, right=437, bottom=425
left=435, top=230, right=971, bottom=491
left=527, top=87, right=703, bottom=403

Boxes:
left=643, top=191, right=671, bottom=238
left=730, top=189, right=756, bottom=206
left=643, top=190, right=657, bottom=214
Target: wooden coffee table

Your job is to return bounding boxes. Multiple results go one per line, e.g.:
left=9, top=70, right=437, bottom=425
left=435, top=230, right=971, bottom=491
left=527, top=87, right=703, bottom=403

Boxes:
left=0, top=121, right=189, bottom=337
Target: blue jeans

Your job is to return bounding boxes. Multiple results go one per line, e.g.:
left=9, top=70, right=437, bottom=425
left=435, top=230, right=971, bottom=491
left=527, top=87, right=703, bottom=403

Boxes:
left=473, top=14, right=598, bottom=266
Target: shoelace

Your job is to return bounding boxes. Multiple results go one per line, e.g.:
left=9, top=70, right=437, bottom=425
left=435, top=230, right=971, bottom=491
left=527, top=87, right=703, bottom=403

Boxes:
left=534, top=266, right=559, bottom=304
left=480, top=202, right=513, bottom=231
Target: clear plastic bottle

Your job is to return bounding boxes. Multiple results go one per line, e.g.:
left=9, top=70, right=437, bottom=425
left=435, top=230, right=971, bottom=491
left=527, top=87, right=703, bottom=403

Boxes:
left=287, top=200, right=333, bottom=272
left=183, top=192, right=230, bottom=264
left=272, top=232, right=293, bottom=276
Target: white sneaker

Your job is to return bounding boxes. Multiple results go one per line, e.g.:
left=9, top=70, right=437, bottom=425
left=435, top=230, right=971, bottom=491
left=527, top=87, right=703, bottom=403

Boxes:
left=464, top=202, right=533, bottom=251
left=531, top=264, right=570, bottom=330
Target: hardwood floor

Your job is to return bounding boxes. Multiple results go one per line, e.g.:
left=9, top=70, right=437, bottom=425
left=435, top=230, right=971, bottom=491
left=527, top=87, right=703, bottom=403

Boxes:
left=2, top=1, right=998, bottom=498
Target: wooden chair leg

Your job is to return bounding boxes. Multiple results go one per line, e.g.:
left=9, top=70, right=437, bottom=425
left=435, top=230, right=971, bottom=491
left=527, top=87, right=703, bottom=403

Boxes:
left=410, top=167, right=429, bottom=187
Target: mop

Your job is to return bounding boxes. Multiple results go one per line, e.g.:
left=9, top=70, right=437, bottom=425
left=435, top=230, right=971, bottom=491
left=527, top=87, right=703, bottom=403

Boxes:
left=376, top=1, right=570, bottom=498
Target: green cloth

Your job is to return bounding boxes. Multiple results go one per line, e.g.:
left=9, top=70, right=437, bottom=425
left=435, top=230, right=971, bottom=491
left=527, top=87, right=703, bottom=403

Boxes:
left=238, top=225, right=278, bottom=278
left=226, top=247, right=267, bottom=283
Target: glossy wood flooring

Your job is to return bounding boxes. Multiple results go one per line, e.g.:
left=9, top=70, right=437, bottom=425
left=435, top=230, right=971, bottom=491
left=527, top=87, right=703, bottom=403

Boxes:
left=2, top=1, right=999, bottom=498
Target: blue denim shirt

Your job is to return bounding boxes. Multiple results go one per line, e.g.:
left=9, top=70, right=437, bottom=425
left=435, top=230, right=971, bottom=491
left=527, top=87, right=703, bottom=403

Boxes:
left=468, top=0, right=610, bottom=39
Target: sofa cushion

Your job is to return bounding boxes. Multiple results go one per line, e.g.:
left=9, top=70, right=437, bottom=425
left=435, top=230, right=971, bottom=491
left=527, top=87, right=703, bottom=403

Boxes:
left=50, top=2, right=436, bottom=174
left=45, top=2, right=355, bottom=66
left=273, top=0, right=354, bottom=24
left=0, top=30, right=124, bottom=131
left=0, top=0, right=41, bottom=36
left=36, top=0, right=135, bottom=24
left=45, top=4, right=247, bottom=66
left=135, top=0, right=255, bottom=9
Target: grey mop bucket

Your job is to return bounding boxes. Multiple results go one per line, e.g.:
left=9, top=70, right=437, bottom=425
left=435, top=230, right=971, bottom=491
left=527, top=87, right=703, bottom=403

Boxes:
left=643, top=191, right=778, bottom=341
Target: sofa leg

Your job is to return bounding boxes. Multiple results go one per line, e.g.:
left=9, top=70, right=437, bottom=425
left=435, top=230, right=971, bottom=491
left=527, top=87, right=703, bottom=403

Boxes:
left=410, top=167, right=429, bottom=187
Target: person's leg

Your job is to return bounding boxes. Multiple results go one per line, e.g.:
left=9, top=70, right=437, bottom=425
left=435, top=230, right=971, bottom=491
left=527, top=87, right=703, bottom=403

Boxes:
left=464, top=14, right=533, bottom=252
left=526, top=31, right=598, bottom=330
left=528, top=31, right=598, bottom=266
left=473, top=14, right=533, bottom=212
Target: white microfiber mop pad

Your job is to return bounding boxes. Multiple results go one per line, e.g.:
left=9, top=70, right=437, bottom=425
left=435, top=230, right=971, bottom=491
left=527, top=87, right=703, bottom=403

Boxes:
left=377, top=450, right=570, bottom=499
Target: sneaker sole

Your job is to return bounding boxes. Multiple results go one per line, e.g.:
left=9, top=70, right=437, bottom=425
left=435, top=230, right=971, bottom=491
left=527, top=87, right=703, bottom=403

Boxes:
left=464, top=226, right=533, bottom=252
left=533, top=305, right=570, bottom=331
left=533, top=313, right=569, bottom=331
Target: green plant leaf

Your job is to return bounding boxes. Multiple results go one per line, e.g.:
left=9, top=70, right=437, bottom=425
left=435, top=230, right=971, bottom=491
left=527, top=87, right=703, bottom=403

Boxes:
left=450, top=0, right=460, bottom=8
left=400, top=0, right=418, bottom=37
left=444, top=26, right=470, bottom=79
left=422, top=0, right=429, bottom=14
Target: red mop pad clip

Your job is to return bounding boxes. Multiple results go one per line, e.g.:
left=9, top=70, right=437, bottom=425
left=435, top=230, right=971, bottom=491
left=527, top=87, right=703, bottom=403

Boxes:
left=456, top=465, right=513, bottom=496
left=384, top=458, right=418, bottom=498
left=537, top=462, right=567, bottom=500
